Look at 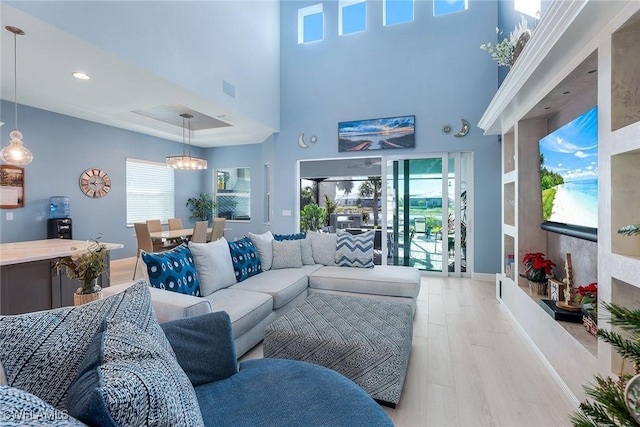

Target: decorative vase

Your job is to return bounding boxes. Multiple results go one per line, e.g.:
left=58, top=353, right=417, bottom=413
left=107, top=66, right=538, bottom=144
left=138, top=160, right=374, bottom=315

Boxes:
left=73, top=278, right=103, bottom=306
left=528, top=280, right=547, bottom=296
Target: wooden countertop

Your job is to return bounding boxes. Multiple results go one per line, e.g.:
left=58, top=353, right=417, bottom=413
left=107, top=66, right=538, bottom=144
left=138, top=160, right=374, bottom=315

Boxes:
left=0, top=239, right=124, bottom=266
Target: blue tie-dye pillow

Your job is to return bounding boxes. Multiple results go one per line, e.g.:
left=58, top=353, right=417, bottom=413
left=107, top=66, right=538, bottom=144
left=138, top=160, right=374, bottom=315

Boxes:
left=141, top=244, right=201, bottom=296
left=228, top=237, right=262, bottom=282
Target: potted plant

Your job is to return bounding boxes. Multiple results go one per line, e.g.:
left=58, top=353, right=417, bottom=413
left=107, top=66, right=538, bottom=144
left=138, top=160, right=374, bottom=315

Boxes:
left=575, top=282, right=598, bottom=335
left=522, top=252, right=555, bottom=295
left=300, top=203, right=327, bottom=232
left=186, top=193, right=217, bottom=223
left=480, top=15, right=532, bottom=67
left=54, top=240, right=109, bottom=305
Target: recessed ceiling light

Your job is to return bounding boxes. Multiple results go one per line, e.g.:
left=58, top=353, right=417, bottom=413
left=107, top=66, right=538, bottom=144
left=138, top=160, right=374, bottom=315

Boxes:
left=72, top=71, right=91, bottom=80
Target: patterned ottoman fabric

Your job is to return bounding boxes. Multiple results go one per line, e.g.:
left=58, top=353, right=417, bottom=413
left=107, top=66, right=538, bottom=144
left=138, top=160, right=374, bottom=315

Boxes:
left=263, top=294, right=413, bottom=407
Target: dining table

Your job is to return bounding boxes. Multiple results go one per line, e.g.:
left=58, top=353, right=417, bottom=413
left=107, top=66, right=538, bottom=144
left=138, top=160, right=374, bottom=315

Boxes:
left=149, top=228, right=213, bottom=243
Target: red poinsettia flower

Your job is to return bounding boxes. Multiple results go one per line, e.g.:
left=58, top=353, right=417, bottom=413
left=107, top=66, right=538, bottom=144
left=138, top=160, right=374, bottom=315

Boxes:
left=577, top=282, right=597, bottom=296
left=522, top=252, right=555, bottom=282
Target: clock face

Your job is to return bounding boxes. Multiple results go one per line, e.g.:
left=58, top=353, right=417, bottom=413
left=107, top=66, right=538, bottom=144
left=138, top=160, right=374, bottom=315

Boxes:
left=80, top=168, right=111, bottom=198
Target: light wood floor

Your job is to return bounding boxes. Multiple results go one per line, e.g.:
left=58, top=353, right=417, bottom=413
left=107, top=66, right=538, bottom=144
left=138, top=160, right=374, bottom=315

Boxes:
left=111, top=258, right=578, bottom=426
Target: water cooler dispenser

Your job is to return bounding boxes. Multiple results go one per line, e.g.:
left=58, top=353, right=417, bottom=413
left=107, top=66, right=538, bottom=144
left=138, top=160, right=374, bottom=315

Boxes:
left=47, top=196, right=72, bottom=239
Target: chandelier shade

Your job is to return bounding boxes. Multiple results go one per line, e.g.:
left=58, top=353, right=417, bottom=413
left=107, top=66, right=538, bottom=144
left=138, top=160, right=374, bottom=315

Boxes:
left=1, top=26, right=32, bottom=166
left=166, top=155, right=207, bottom=170
left=166, top=113, right=207, bottom=170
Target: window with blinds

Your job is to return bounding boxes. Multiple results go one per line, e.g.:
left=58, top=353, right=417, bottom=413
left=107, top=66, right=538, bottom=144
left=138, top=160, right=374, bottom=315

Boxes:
left=126, top=158, right=175, bottom=225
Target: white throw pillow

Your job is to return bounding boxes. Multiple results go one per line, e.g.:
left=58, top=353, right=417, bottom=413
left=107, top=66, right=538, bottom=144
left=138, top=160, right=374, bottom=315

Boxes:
left=248, top=231, right=274, bottom=271
left=271, top=240, right=303, bottom=269
left=188, top=238, right=237, bottom=296
left=307, top=231, right=337, bottom=266
left=301, top=237, right=315, bottom=265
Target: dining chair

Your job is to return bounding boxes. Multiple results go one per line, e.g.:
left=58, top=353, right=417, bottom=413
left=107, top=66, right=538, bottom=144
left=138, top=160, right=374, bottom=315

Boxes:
left=190, top=221, right=209, bottom=244
left=146, top=219, right=163, bottom=233
left=208, top=218, right=226, bottom=242
left=168, top=218, right=183, bottom=230
left=133, top=222, right=166, bottom=280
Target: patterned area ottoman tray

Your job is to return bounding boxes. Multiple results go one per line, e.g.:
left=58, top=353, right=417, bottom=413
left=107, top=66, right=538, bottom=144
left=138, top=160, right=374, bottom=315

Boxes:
left=264, top=294, right=413, bottom=407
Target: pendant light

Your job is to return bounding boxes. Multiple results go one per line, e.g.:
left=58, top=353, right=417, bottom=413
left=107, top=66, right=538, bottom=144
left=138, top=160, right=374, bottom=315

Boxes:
left=166, top=113, right=207, bottom=170
left=0, top=26, right=33, bottom=166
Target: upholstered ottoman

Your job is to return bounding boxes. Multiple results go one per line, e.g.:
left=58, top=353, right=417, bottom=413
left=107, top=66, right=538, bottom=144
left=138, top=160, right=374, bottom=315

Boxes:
left=263, top=294, right=413, bottom=407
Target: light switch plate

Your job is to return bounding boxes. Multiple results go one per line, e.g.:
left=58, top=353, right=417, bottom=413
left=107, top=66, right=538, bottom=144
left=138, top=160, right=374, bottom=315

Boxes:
left=6, top=212, right=13, bottom=220
left=282, top=210, right=291, bottom=216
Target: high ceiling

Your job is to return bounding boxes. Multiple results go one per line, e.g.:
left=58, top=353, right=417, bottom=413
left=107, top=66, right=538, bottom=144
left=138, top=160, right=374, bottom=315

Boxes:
left=0, top=4, right=276, bottom=148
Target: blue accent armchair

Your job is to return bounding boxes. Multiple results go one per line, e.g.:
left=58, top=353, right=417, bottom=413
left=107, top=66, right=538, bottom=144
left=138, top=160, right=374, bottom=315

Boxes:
left=160, top=311, right=393, bottom=427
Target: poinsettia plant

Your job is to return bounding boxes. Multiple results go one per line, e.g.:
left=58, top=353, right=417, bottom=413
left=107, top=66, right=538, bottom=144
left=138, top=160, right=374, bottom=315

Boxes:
left=575, top=282, right=597, bottom=308
left=522, top=252, right=555, bottom=283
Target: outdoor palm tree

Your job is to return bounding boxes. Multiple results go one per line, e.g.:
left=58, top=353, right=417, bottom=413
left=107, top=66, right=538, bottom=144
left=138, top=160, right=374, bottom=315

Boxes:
left=337, top=180, right=354, bottom=195
left=359, top=176, right=382, bottom=227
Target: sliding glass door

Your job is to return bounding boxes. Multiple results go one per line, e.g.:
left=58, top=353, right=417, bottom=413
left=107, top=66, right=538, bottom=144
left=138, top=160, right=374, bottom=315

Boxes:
left=385, top=153, right=471, bottom=276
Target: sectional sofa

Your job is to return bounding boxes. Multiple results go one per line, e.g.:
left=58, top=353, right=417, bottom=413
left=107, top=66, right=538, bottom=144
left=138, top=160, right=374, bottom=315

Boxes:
left=0, top=281, right=393, bottom=426
left=107, top=230, right=421, bottom=357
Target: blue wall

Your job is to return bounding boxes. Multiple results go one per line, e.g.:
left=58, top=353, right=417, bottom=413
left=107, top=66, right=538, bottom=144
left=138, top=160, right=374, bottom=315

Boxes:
left=267, top=0, right=502, bottom=273
left=0, top=101, right=204, bottom=259
left=1, top=0, right=506, bottom=274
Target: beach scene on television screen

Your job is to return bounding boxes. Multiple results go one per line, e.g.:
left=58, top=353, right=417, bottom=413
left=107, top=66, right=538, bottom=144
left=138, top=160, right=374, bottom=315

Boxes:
left=539, top=106, right=598, bottom=229
left=338, top=116, right=415, bottom=152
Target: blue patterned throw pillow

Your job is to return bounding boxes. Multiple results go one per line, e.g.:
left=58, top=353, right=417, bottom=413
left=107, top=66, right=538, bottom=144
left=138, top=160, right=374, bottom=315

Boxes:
left=0, top=386, right=86, bottom=426
left=0, top=281, right=169, bottom=410
left=274, top=232, right=306, bottom=241
left=335, top=230, right=374, bottom=268
left=228, top=237, right=262, bottom=282
left=141, top=244, right=201, bottom=296
left=67, top=320, right=204, bottom=427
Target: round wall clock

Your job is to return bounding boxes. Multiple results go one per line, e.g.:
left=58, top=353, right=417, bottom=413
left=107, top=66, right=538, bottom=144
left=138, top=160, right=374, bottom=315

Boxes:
left=79, top=168, right=111, bottom=198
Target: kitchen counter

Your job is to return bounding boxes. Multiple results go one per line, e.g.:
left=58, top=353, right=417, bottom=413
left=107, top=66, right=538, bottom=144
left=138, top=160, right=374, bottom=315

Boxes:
left=0, top=239, right=124, bottom=315
left=0, top=239, right=124, bottom=266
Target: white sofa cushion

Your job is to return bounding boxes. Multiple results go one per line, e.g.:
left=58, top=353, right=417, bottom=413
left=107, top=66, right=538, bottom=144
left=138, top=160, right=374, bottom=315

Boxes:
left=272, top=240, right=303, bottom=269
left=307, top=231, right=337, bottom=266
left=203, top=288, right=273, bottom=338
left=301, top=237, right=315, bottom=265
left=232, top=265, right=322, bottom=309
left=189, top=238, right=237, bottom=296
left=308, top=266, right=421, bottom=298
left=248, top=231, right=274, bottom=271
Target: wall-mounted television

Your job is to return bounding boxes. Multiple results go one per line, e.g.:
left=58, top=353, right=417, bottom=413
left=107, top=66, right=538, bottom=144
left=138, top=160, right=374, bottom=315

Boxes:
left=338, top=115, right=415, bottom=152
left=539, top=106, right=598, bottom=242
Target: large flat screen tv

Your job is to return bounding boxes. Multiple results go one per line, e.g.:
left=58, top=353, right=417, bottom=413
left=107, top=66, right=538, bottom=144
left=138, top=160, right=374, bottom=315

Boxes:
left=538, top=106, right=598, bottom=242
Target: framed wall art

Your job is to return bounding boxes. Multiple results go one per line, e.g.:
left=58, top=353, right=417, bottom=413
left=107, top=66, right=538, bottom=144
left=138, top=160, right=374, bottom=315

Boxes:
left=0, top=165, right=25, bottom=208
left=338, top=115, right=415, bottom=152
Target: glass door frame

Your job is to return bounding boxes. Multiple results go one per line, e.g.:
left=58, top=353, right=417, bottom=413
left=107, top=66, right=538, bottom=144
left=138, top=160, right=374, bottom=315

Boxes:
left=381, top=152, right=472, bottom=277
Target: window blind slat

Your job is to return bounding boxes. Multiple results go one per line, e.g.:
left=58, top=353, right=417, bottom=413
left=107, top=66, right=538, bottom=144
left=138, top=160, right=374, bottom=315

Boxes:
left=126, top=158, right=175, bottom=225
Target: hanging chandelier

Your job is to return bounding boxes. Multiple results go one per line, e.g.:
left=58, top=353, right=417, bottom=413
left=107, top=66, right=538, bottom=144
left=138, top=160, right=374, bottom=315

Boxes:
left=0, top=26, right=33, bottom=166
left=166, top=113, right=207, bottom=170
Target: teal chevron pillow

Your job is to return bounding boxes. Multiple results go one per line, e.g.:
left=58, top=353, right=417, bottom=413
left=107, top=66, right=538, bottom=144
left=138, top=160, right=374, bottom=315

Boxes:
left=228, top=237, right=262, bottom=282
left=335, top=230, right=374, bottom=268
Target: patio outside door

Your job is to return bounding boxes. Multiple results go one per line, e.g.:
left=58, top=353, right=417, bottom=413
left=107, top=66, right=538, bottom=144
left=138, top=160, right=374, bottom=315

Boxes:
left=385, top=153, right=471, bottom=276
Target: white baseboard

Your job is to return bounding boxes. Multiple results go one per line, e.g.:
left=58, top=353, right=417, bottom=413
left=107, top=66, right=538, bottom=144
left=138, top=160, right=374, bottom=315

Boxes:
left=472, top=272, right=495, bottom=282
